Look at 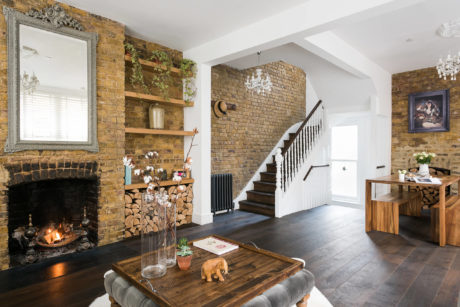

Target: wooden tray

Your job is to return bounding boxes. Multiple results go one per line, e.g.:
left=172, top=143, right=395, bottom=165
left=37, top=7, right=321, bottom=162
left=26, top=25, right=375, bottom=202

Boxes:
left=112, top=235, right=302, bottom=307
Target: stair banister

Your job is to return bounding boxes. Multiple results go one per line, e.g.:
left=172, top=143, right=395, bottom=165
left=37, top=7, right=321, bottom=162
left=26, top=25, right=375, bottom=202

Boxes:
left=277, top=100, right=324, bottom=195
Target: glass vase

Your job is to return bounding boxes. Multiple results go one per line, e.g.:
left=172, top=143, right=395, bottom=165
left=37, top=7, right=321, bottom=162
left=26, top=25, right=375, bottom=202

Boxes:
left=164, top=201, right=176, bottom=268
left=141, top=193, right=167, bottom=279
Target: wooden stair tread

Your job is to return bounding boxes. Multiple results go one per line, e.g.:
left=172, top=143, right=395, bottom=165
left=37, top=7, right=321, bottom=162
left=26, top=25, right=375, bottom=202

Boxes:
left=260, top=171, right=276, bottom=176
left=432, top=195, right=460, bottom=209
left=253, top=181, right=275, bottom=186
left=239, top=200, right=275, bottom=217
left=247, top=190, right=274, bottom=196
left=372, top=191, right=420, bottom=204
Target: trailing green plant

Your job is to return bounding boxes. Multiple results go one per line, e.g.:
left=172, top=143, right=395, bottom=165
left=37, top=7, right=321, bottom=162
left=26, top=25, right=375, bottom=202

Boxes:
left=124, top=42, right=149, bottom=94
left=177, top=237, right=193, bottom=257
left=180, top=58, right=197, bottom=102
left=149, top=50, right=173, bottom=100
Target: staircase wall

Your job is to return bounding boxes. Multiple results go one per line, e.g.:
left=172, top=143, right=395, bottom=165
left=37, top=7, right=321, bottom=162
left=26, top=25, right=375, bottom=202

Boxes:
left=211, top=62, right=306, bottom=198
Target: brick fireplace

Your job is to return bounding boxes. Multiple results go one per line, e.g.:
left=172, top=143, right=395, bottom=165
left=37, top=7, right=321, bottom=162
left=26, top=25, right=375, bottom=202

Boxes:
left=5, top=162, right=100, bottom=266
left=0, top=0, right=126, bottom=270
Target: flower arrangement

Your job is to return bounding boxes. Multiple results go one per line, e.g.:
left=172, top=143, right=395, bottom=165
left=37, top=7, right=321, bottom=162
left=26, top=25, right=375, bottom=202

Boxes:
left=398, top=170, right=407, bottom=175
left=413, top=152, right=436, bottom=165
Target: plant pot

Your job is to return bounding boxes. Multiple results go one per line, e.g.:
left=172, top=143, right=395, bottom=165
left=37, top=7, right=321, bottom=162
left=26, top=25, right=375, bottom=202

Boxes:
left=177, top=255, right=192, bottom=271
left=398, top=173, right=405, bottom=182
left=418, top=164, right=429, bottom=176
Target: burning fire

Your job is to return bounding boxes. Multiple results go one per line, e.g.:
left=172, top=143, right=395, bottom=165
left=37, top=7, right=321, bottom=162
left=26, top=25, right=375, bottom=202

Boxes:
left=43, top=228, right=63, bottom=244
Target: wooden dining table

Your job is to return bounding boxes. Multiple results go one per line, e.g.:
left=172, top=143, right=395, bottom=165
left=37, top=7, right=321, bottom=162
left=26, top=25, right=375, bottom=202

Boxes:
left=365, top=174, right=460, bottom=246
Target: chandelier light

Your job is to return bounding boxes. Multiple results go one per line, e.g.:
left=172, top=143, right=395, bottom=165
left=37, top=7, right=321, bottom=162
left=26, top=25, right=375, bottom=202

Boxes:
left=436, top=52, right=460, bottom=81
left=245, top=51, right=272, bottom=95
left=21, top=71, right=40, bottom=94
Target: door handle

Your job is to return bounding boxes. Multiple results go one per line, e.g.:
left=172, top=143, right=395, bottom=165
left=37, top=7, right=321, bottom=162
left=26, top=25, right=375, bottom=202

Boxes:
left=342, top=166, right=347, bottom=171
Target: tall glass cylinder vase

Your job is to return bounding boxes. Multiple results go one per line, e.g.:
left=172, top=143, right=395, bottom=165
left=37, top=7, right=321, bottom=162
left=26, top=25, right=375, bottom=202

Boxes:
left=165, top=201, right=176, bottom=268
left=141, top=193, right=167, bottom=279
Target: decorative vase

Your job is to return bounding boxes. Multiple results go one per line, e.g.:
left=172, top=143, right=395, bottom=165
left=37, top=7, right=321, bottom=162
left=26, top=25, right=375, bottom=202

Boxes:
left=164, top=202, right=176, bottom=268
left=149, top=103, right=164, bottom=129
left=398, top=173, right=405, bottom=182
left=418, top=164, right=430, bottom=176
left=177, top=255, right=192, bottom=271
left=140, top=193, right=167, bottom=279
left=124, top=165, right=132, bottom=185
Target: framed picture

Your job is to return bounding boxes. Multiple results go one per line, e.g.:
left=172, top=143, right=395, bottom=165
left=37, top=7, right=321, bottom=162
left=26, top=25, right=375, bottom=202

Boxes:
left=408, top=89, right=449, bottom=133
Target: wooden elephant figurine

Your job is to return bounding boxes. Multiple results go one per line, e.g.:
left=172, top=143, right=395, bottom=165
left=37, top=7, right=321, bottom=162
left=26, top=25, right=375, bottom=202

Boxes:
left=201, top=257, right=229, bottom=282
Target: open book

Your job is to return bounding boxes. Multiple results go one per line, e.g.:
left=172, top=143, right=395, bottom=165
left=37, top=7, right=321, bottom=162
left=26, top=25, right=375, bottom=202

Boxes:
left=413, top=177, right=441, bottom=184
left=193, top=236, right=239, bottom=255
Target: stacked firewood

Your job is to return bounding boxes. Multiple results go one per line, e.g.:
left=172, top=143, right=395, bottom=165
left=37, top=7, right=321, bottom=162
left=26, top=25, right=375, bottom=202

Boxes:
left=124, top=184, right=193, bottom=238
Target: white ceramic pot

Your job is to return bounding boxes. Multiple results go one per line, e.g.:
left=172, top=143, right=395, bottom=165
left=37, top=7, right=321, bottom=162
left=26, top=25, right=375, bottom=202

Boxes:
left=418, top=164, right=429, bottom=176
left=399, top=173, right=405, bottom=182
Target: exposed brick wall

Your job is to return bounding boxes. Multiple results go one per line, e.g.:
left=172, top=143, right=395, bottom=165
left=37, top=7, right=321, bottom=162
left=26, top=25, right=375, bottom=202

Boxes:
left=211, top=62, right=306, bottom=197
left=124, top=36, right=185, bottom=177
left=0, top=0, right=125, bottom=269
left=392, top=67, right=460, bottom=176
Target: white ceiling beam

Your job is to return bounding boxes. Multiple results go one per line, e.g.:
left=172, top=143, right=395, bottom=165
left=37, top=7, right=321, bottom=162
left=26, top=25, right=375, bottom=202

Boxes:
left=184, top=0, right=423, bottom=65
left=298, top=31, right=392, bottom=116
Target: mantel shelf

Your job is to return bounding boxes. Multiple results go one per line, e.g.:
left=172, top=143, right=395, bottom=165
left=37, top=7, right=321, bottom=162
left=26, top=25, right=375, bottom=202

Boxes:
left=125, top=127, right=195, bottom=136
left=125, top=55, right=182, bottom=74
left=125, top=178, right=194, bottom=190
left=125, top=91, right=194, bottom=107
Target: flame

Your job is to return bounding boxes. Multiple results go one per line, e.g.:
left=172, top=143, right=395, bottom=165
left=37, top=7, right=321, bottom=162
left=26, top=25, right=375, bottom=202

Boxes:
left=43, top=228, right=63, bottom=244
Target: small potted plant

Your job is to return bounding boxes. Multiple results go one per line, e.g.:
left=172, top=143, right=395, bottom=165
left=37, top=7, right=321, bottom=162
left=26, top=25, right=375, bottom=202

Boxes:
left=413, top=152, right=436, bottom=176
left=398, top=169, right=407, bottom=182
left=177, top=237, right=193, bottom=270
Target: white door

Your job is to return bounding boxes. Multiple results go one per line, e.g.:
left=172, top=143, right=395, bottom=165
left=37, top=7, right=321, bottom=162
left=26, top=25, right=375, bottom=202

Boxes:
left=330, top=125, right=359, bottom=203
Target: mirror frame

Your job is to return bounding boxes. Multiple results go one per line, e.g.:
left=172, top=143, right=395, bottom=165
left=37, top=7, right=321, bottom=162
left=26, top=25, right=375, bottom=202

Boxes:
left=3, top=6, right=99, bottom=152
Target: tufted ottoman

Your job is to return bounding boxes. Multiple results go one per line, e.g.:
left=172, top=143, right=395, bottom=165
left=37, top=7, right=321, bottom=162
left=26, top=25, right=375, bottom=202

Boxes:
left=104, top=268, right=315, bottom=307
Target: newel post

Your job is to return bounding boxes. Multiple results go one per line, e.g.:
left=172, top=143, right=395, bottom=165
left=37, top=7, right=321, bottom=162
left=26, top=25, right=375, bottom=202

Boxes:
left=275, top=148, right=283, bottom=217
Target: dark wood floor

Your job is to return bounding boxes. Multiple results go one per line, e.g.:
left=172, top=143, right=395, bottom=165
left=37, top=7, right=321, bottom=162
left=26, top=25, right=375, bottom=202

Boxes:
left=0, top=205, right=458, bottom=307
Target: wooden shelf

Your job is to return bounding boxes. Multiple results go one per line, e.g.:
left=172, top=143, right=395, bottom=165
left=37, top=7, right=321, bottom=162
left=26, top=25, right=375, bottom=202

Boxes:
left=125, top=178, right=194, bottom=190
left=125, top=55, right=182, bottom=74
left=125, top=127, right=195, bottom=136
left=125, top=91, right=194, bottom=107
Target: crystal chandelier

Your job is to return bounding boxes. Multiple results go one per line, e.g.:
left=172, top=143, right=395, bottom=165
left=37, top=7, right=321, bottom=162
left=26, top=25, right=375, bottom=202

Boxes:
left=436, top=52, right=460, bottom=81
left=21, top=71, right=39, bottom=94
left=245, top=51, right=272, bottom=95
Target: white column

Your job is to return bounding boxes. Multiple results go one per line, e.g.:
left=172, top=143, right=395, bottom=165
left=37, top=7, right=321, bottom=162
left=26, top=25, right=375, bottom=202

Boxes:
left=184, top=63, right=213, bottom=225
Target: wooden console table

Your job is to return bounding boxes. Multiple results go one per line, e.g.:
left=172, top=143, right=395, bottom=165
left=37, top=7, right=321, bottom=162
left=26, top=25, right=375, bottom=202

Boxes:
left=112, top=235, right=303, bottom=306
left=365, top=175, right=460, bottom=246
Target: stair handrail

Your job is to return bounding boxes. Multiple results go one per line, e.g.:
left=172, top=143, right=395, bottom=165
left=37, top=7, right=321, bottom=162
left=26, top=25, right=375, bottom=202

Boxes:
left=303, top=164, right=329, bottom=181
left=282, top=100, right=323, bottom=155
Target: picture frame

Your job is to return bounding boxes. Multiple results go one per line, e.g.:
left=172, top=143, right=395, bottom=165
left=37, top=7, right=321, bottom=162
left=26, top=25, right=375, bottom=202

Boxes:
left=408, top=89, right=449, bottom=133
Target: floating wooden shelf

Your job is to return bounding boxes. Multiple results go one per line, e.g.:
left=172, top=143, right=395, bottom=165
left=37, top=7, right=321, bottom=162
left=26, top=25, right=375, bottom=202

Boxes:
left=125, top=178, right=194, bottom=190
left=125, top=91, right=194, bottom=107
left=125, top=127, right=195, bottom=136
left=125, top=55, right=182, bottom=74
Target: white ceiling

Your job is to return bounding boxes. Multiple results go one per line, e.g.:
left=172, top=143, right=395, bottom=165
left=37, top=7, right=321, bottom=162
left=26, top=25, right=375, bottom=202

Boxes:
left=333, top=0, right=460, bottom=74
left=58, top=0, right=309, bottom=51
left=226, top=44, right=375, bottom=111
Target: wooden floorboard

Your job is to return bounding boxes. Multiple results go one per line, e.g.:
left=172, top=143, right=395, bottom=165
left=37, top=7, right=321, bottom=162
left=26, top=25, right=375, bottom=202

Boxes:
left=0, top=205, right=458, bottom=307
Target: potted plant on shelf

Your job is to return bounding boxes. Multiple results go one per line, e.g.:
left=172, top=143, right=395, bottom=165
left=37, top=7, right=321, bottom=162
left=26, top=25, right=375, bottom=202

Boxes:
left=176, top=237, right=193, bottom=270
left=124, top=42, right=149, bottom=94
left=179, top=58, right=197, bottom=103
left=149, top=50, right=173, bottom=100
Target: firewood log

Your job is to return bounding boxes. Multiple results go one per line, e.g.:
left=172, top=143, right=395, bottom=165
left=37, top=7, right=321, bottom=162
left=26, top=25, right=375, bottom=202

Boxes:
left=125, top=215, right=134, bottom=228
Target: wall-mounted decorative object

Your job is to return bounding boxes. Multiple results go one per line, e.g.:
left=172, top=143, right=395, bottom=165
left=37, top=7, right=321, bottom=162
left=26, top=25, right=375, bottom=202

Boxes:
left=180, top=58, right=197, bottom=103
left=3, top=5, right=98, bottom=152
left=408, top=89, right=449, bottom=133
left=211, top=100, right=236, bottom=118
left=149, top=103, right=165, bottom=129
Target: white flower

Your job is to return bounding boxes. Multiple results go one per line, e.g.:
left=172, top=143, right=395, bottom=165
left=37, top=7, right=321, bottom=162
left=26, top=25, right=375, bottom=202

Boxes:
left=123, top=156, right=134, bottom=168
left=134, top=169, right=141, bottom=176
left=146, top=165, right=154, bottom=172
left=173, top=175, right=182, bottom=182
left=143, top=175, right=152, bottom=184
left=177, top=185, right=185, bottom=192
left=157, top=168, right=163, bottom=173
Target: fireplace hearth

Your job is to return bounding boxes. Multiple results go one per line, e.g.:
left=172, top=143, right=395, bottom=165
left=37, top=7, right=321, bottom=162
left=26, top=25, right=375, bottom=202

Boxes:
left=7, top=168, right=99, bottom=266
